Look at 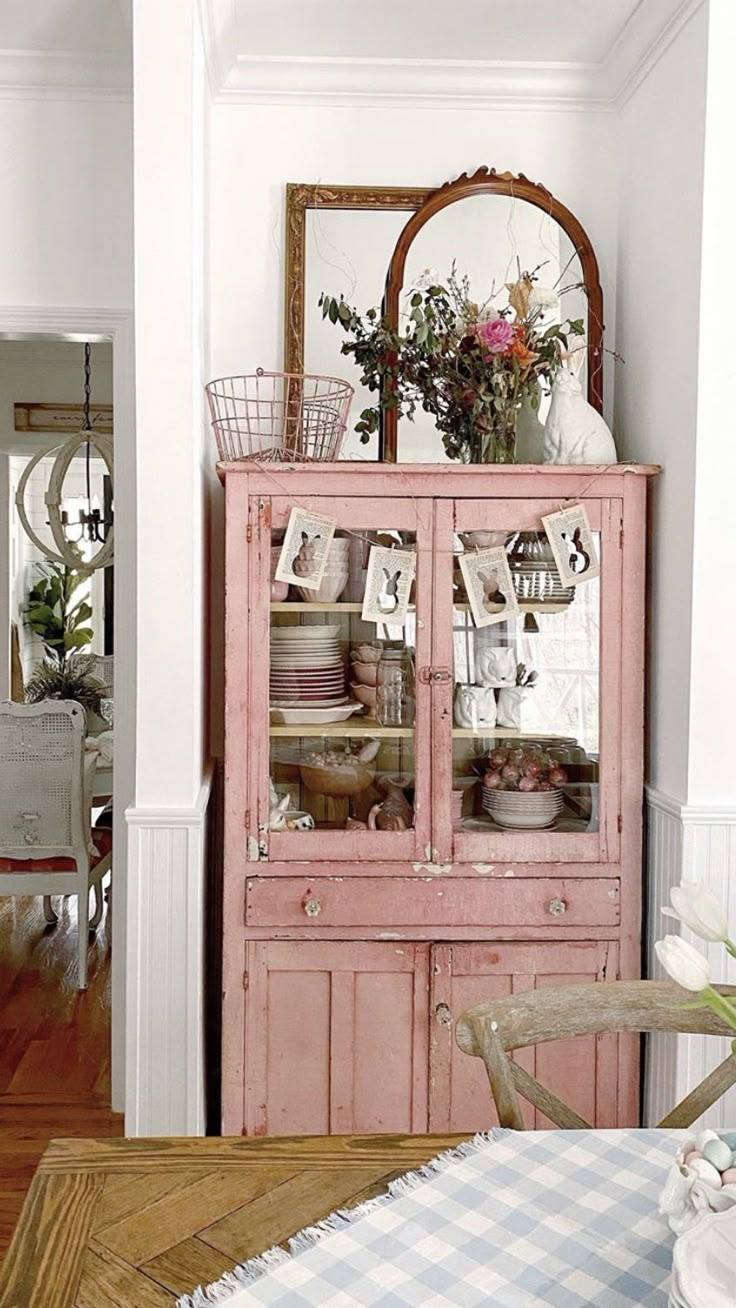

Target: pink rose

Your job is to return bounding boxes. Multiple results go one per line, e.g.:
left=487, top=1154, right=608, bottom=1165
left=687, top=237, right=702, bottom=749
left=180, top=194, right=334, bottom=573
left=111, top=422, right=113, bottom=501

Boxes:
left=475, top=318, right=515, bottom=354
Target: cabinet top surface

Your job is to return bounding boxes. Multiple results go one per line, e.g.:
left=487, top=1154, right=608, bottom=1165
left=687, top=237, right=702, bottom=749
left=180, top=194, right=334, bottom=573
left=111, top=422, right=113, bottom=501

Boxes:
left=217, top=461, right=661, bottom=489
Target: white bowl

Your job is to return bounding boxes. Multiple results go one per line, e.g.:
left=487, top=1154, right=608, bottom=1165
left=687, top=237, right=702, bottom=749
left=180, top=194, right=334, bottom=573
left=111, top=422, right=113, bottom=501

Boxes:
left=351, top=644, right=383, bottom=663
left=270, top=703, right=363, bottom=725
left=297, top=572, right=349, bottom=603
left=483, top=789, right=563, bottom=829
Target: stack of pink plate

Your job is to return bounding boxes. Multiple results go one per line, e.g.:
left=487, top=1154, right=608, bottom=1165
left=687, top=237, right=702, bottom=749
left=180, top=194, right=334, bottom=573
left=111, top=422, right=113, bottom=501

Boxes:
left=270, top=624, right=347, bottom=707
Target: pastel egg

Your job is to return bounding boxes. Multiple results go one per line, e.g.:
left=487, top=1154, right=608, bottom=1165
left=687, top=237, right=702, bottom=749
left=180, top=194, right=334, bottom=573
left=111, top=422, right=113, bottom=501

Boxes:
left=683, top=1150, right=703, bottom=1165
left=719, top=1132, right=736, bottom=1151
left=703, top=1139, right=734, bottom=1172
left=695, top=1128, right=720, bottom=1151
left=721, top=1169, right=736, bottom=1186
left=688, top=1157, right=722, bottom=1188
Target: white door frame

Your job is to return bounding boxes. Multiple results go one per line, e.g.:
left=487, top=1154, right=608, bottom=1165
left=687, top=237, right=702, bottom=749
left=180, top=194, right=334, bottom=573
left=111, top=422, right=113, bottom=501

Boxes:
left=0, top=305, right=135, bottom=1114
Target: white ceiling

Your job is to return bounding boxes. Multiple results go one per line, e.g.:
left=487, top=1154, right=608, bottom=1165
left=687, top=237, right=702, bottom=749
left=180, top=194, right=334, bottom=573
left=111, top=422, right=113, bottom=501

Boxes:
left=235, top=0, right=645, bottom=64
left=0, top=0, right=701, bottom=105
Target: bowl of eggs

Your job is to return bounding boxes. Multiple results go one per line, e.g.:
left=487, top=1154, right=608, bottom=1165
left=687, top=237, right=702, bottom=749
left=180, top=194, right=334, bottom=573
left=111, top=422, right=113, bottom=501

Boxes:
left=660, top=1128, right=736, bottom=1234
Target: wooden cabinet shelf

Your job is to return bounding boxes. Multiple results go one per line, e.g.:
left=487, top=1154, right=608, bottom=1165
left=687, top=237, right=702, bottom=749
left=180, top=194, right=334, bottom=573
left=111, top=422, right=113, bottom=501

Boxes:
left=269, top=720, right=413, bottom=738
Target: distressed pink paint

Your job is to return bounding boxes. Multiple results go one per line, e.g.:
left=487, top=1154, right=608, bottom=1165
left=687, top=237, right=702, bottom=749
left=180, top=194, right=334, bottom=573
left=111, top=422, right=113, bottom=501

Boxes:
left=221, top=462, right=658, bottom=1136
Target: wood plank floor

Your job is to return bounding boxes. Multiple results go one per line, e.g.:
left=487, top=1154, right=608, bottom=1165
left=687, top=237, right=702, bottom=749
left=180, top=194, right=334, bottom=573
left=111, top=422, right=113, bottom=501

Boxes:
left=0, top=892, right=123, bottom=1262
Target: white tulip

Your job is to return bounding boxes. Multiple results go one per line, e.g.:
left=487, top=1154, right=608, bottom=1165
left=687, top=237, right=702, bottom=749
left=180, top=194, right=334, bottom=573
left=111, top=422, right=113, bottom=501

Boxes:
left=529, top=286, right=559, bottom=313
left=655, top=936, right=711, bottom=992
left=662, top=880, right=730, bottom=943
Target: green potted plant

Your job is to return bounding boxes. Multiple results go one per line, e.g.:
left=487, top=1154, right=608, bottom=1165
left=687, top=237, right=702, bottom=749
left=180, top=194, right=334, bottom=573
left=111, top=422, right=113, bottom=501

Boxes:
left=25, top=562, right=104, bottom=726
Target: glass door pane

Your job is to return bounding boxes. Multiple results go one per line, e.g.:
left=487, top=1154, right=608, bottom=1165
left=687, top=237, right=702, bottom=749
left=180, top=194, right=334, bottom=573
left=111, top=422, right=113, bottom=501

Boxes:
left=260, top=496, right=432, bottom=862
left=437, top=498, right=620, bottom=864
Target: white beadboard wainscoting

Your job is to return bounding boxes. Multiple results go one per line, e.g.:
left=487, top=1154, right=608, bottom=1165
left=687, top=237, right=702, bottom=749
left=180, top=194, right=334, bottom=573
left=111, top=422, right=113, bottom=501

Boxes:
left=125, top=769, right=213, bottom=1135
left=645, top=786, right=736, bottom=1127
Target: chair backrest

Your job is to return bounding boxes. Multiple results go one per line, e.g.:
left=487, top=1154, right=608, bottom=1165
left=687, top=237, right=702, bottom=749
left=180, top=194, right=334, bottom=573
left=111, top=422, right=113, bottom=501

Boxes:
left=87, top=654, right=114, bottom=695
left=0, top=700, right=87, bottom=859
left=455, top=980, right=736, bottom=1130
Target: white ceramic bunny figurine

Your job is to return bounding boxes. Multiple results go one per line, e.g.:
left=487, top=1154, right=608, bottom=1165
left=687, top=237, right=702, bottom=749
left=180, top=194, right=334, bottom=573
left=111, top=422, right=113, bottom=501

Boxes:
left=544, top=345, right=617, bottom=465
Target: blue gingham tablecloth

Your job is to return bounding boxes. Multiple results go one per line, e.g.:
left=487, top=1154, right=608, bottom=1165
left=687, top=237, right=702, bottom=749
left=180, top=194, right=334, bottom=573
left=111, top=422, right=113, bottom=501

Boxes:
left=181, top=1128, right=685, bottom=1308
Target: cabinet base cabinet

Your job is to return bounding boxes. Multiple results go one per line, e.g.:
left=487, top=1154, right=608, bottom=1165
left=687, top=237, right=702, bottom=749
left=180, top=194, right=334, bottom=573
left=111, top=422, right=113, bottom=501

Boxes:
left=240, top=938, right=632, bottom=1137
left=244, top=941, right=430, bottom=1137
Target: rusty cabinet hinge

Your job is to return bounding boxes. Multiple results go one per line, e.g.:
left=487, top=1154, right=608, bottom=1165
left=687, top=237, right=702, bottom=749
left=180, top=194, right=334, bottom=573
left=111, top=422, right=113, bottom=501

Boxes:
left=259, top=501, right=271, bottom=528
left=246, top=523, right=253, bottom=543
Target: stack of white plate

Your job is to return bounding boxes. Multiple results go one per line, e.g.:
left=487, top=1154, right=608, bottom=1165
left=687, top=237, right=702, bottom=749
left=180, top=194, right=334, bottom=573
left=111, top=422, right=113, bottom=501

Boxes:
left=481, top=786, right=564, bottom=830
left=270, top=624, right=347, bottom=706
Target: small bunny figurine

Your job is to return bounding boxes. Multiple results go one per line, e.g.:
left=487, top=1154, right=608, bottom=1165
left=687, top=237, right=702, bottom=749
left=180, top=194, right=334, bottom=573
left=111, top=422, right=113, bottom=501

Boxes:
left=544, top=345, right=617, bottom=465
left=268, top=792, right=291, bottom=831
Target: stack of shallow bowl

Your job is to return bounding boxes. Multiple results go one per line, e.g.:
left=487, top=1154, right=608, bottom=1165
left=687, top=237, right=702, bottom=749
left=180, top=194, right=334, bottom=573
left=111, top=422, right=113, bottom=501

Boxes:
left=350, top=642, right=382, bottom=712
left=297, top=536, right=350, bottom=603
left=482, top=786, right=564, bottom=830
left=270, top=624, right=347, bottom=706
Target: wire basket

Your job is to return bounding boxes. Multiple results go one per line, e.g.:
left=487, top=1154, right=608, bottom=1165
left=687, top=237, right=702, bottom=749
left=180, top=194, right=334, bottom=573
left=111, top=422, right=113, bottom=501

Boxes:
left=507, top=532, right=576, bottom=608
left=205, top=370, right=354, bottom=463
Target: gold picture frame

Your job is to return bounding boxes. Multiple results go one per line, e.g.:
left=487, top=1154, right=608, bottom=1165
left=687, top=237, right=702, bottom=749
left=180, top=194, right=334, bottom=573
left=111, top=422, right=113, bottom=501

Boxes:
left=283, top=183, right=431, bottom=376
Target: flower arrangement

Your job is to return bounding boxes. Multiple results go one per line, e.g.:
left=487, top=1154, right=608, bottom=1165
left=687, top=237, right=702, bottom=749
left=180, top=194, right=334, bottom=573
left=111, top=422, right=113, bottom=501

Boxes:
left=319, top=265, right=585, bottom=463
left=655, top=880, right=736, bottom=1049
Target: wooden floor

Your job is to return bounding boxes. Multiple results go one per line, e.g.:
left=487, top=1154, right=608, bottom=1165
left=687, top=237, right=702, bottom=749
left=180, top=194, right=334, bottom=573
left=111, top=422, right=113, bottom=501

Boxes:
left=1, top=1133, right=466, bottom=1308
left=0, top=892, right=123, bottom=1262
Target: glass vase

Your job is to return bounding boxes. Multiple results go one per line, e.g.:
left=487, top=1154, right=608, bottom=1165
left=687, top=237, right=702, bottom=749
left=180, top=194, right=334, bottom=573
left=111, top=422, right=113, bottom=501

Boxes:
left=475, top=405, right=518, bottom=464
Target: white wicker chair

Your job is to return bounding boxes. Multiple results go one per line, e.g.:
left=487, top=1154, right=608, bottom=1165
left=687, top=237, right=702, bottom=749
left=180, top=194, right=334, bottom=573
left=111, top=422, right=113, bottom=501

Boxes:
left=87, top=654, right=114, bottom=695
left=0, top=700, right=112, bottom=989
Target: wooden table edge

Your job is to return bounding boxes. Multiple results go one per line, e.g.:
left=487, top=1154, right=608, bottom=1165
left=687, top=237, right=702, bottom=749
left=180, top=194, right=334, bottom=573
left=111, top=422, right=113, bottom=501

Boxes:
left=35, top=1131, right=471, bottom=1172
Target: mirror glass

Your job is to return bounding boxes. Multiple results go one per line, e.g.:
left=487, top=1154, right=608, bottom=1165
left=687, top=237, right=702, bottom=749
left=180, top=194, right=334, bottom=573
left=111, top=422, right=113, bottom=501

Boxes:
left=301, top=194, right=588, bottom=463
left=303, top=207, right=411, bottom=461
left=397, top=194, right=587, bottom=461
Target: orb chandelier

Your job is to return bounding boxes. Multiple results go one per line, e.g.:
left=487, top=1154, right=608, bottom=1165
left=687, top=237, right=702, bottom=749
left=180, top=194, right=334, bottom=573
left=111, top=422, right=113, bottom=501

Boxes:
left=16, top=343, right=114, bottom=572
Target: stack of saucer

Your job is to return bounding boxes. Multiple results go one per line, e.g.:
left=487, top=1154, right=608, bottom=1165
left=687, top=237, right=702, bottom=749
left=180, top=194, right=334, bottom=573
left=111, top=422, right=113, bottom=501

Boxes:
left=270, top=625, right=347, bottom=706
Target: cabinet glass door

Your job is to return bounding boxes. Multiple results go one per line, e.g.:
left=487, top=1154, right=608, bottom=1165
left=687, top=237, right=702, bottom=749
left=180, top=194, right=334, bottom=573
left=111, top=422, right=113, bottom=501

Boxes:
left=253, top=495, right=432, bottom=862
left=432, top=498, right=622, bottom=864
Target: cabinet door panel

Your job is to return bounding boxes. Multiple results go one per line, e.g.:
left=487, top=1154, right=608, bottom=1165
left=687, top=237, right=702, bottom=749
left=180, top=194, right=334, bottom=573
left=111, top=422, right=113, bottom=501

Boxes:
left=245, top=941, right=429, bottom=1136
left=429, top=941, right=619, bottom=1133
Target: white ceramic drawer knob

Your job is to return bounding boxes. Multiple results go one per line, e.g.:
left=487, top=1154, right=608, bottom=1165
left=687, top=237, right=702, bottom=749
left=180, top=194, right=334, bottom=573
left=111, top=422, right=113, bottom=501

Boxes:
left=303, top=896, right=322, bottom=918
left=548, top=896, right=567, bottom=917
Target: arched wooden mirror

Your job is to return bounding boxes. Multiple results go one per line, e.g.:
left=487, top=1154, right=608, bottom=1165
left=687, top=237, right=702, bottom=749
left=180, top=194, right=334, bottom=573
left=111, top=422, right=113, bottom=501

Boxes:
left=380, top=167, right=603, bottom=463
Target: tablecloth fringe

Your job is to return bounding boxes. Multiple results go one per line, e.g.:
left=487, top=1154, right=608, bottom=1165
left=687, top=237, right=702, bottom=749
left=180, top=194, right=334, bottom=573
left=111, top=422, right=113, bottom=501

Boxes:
left=177, top=1129, right=505, bottom=1308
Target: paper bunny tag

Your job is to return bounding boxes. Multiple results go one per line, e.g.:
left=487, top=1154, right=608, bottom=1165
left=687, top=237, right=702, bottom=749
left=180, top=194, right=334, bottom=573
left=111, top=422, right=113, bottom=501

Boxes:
left=275, top=508, right=337, bottom=589
left=541, top=505, right=599, bottom=587
left=458, top=546, right=519, bottom=628
left=362, top=545, right=416, bottom=626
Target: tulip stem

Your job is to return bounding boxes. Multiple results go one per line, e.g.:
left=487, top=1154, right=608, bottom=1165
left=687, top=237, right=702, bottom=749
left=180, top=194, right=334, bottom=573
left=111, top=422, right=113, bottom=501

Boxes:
left=725, top=939, right=736, bottom=960
left=700, top=985, right=736, bottom=1030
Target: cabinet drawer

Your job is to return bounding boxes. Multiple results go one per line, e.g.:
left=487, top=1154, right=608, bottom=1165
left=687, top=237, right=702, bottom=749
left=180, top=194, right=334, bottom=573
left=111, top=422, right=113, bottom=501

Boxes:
left=245, top=877, right=620, bottom=928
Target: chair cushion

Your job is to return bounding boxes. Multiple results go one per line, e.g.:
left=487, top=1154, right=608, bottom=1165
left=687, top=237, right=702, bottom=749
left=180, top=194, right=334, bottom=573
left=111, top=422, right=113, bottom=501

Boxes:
left=0, top=825, right=112, bottom=873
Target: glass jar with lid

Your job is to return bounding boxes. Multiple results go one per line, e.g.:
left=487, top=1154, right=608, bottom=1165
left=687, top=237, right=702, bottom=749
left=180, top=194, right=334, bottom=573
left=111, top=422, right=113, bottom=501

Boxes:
left=375, top=645, right=415, bottom=727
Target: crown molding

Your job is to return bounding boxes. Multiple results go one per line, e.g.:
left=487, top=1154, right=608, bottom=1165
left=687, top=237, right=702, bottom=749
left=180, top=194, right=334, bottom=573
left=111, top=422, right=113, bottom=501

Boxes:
left=0, top=48, right=131, bottom=102
left=202, top=0, right=704, bottom=110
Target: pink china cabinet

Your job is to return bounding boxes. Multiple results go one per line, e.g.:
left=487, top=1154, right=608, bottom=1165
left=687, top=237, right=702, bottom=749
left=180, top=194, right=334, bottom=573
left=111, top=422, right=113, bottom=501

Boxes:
left=221, top=461, right=658, bottom=1136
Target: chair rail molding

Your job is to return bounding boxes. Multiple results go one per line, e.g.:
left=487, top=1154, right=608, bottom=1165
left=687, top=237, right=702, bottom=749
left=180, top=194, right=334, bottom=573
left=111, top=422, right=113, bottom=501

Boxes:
left=125, top=767, right=213, bottom=1136
left=645, top=785, right=736, bottom=1130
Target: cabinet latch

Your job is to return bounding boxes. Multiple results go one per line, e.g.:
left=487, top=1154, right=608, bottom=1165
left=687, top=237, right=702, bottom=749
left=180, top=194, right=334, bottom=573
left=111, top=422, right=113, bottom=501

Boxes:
left=418, top=666, right=452, bottom=685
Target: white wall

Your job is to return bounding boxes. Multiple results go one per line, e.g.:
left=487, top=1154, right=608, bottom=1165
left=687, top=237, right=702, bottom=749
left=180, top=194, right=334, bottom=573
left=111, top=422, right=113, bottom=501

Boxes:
left=0, top=99, right=133, bottom=308
left=614, top=3, right=708, bottom=804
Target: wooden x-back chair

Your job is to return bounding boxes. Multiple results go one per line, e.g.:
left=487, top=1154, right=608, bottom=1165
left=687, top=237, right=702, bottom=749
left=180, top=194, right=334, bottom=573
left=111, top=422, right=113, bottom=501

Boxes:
left=455, top=980, right=736, bottom=1130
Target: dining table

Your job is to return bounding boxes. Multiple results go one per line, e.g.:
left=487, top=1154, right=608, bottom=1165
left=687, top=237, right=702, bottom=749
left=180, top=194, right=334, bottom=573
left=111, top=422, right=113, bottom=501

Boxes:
left=0, top=1128, right=687, bottom=1308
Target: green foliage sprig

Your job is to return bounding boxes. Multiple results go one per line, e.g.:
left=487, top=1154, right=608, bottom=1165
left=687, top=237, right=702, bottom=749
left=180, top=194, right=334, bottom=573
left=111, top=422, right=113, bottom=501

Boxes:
left=26, top=561, right=93, bottom=668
